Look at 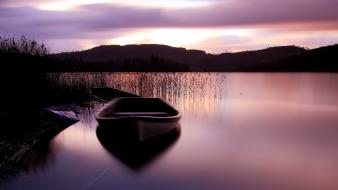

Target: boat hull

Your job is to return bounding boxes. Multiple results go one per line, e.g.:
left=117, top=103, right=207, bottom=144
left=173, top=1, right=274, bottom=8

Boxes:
left=95, top=97, right=181, bottom=142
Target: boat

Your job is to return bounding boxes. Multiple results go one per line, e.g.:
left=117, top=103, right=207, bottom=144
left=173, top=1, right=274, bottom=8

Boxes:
left=95, top=97, right=181, bottom=142
left=42, top=104, right=80, bottom=124
left=90, top=87, right=139, bottom=102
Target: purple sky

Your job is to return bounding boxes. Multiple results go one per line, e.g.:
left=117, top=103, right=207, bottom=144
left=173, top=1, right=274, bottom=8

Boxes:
left=1, top=0, right=337, bottom=53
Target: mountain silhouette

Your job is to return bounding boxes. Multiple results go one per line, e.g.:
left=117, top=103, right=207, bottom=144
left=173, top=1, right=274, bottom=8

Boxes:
left=51, top=44, right=338, bottom=72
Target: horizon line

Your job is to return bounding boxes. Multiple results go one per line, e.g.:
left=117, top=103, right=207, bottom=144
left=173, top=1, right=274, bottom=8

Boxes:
left=53, top=43, right=338, bottom=55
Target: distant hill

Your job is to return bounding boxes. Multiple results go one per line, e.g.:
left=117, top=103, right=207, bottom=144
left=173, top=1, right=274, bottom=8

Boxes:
left=50, top=44, right=338, bottom=72
left=271, top=44, right=338, bottom=71
left=56, top=44, right=206, bottom=63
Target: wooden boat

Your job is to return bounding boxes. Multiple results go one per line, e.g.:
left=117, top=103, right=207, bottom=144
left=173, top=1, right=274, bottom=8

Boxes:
left=95, top=97, right=181, bottom=142
left=42, top=105, right=79, bottom=124
left=90, top=87, right=139, bottom=102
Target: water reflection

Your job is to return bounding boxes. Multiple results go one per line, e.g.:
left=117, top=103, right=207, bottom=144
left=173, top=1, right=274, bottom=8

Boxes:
left=16, top=132, right=57, bottom=173
left=4, top=73, right=338, bottom=190
left=4, top=111, right=79, bottom=178
left=97, top=127, right=180, bottom=170
left=12, top=103, right=101, bottom=176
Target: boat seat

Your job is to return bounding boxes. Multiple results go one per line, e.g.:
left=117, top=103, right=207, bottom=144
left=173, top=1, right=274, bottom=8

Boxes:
left=112, top=112, right=170, bottom=116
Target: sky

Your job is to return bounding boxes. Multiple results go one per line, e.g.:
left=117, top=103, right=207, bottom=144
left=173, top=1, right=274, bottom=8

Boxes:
left=0, top=0, right=338, bottom=53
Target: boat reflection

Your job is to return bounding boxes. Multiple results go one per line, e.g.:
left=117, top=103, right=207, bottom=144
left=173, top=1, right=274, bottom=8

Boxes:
left=96, top=125, right=181, bottom=170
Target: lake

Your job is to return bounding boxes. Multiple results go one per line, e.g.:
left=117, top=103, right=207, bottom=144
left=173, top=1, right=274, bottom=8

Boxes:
left=3, top=73, right=338, bottom=190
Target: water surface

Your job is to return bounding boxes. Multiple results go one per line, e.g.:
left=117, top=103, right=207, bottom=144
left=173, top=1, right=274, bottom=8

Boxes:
left=3, top=73, right=338, bottom=190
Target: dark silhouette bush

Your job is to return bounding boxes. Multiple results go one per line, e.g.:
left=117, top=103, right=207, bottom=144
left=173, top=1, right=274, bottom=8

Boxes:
left=0, top=36, right=90, bottom=132
left=0, top=35, right=48, bottom=56
left=0, top=36, right=51, bottom=132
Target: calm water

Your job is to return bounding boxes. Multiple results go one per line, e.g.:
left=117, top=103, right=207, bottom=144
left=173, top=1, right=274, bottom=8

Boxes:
left=3, top=73, right=338, bottom=190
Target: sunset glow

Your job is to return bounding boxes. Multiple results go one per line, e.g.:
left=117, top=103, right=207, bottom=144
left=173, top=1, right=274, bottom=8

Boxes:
left=110, top=28, right=254, bottom=47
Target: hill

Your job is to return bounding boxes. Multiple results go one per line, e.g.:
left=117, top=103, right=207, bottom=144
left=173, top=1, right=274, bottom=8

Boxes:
left=50, top=44, right=338, bottom=72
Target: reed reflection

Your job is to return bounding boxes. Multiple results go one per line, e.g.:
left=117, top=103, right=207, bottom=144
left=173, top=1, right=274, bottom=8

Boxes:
left=2, top=113, right=78, bottom=179
left=6, top=102, right=101, bottom=179
left=14, top=133, right=57, bottom=174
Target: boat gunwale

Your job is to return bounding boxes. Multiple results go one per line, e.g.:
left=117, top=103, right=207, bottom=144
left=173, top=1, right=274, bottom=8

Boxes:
left=95, top=97, right=181, bottom=122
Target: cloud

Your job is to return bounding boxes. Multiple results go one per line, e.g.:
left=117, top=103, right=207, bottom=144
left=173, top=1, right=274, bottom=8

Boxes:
left=167, top=0, right=338, bottom=28
left=0, top=5, right=168, bottom=39
left=0, top=0, right=337, bottom=52
left=1, top=0, right=338, bottom=30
